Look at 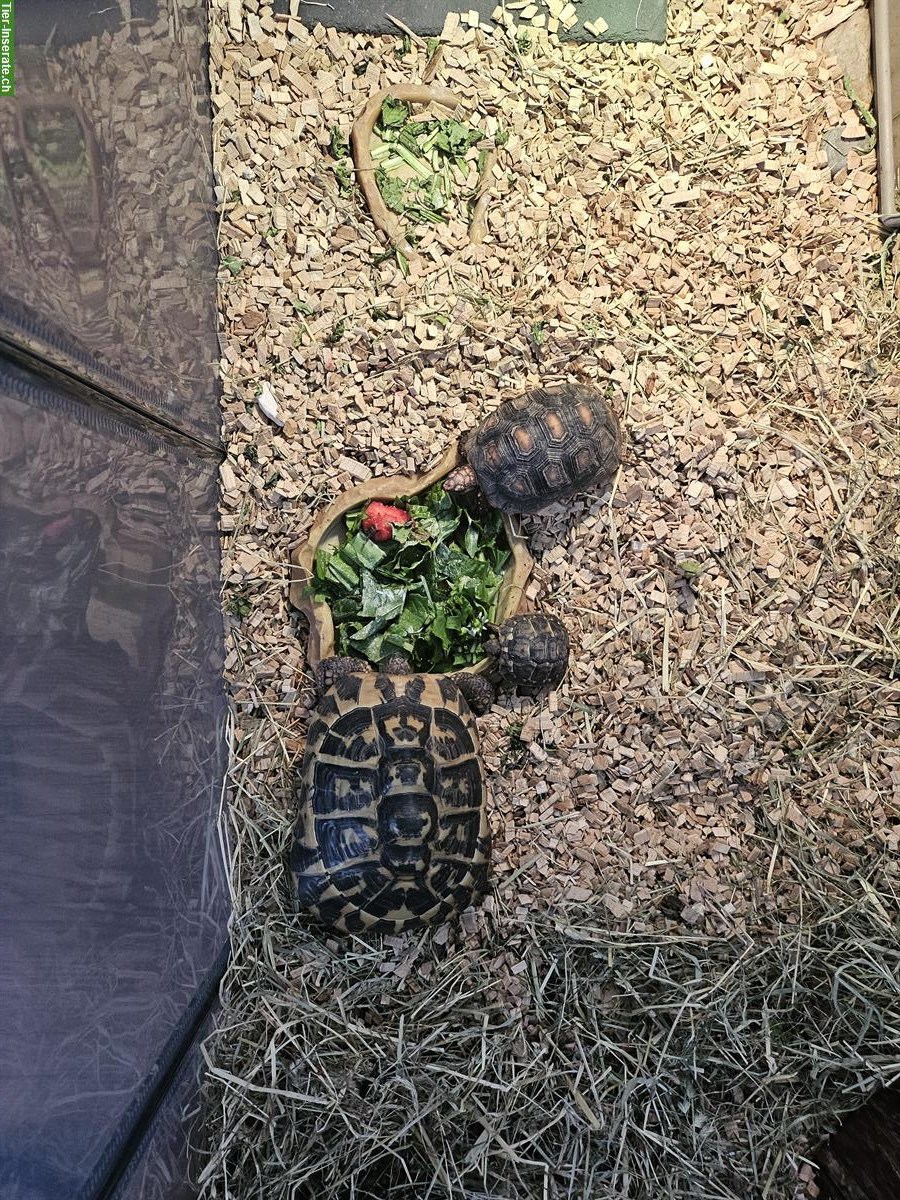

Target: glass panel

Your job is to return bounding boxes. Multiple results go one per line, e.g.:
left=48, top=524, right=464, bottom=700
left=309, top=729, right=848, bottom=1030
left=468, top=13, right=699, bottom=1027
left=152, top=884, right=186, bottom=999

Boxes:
left=0, top=359, right=229, bottom=1200
left=110, top=1011, right=218, bottom=1200
left=0, top=0, right=220, bottom=442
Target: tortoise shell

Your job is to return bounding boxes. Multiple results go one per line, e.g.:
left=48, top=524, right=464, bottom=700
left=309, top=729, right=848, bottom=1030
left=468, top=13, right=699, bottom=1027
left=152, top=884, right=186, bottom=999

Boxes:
left=290, top=670, right=490, bottom=934
left=466, top=384, right=621, bottom=514
left=494, top=613, right=569, bottom=693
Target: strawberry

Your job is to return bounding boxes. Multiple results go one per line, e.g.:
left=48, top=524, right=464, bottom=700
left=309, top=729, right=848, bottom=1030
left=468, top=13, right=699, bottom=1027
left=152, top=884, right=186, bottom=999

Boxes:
left=361, top=501, right=410, bottom=542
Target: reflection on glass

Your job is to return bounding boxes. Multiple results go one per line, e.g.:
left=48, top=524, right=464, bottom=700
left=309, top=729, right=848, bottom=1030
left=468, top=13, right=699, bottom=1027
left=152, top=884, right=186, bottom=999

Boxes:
left=0, top=364, right=228, bottom=1200
left=18, top=98, right=102, bottom=266
left=0, top=0, right=219, bottom=441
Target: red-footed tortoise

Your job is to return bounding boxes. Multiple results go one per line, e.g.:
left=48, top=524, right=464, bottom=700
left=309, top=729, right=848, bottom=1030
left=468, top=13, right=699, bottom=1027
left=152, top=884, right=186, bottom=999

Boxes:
left=444, top=383, right=621, bottom=514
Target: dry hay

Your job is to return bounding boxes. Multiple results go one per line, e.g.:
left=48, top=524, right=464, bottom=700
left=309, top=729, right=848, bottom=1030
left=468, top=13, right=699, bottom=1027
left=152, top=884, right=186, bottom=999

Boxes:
left=197, top=807, right=900, bottom=1199
left=204, top=0, right=900, bottom=1195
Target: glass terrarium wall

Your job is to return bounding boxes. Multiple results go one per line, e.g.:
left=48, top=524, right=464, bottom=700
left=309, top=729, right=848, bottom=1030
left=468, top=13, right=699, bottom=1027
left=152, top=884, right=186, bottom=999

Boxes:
left=0, top=2, right=228, bottom=1198
left=0, top=361, right=229, bottom=1200
left=0, top=0, right=220, bottom=443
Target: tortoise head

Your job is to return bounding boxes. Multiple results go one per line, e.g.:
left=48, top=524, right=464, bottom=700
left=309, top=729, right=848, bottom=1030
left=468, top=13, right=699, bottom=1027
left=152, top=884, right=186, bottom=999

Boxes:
left=379, top=652, right=413, bottom=675
left=482, top=623, right=501, bottom=658
left=442, top=463, right=478, bottom=493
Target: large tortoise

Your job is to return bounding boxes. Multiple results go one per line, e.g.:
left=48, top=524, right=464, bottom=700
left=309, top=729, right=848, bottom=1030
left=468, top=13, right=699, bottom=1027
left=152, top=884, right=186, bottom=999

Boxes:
left=444, top=382, right=621, bottom=514
left=291, top=661, right=490, bottom=934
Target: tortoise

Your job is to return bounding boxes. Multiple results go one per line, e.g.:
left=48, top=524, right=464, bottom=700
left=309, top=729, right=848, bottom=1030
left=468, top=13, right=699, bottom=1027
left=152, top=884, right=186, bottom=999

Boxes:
left=443, top=383, right=621, bottom=514
left=291, top=658, right=490, bottom=935
left=484, top=613, right=569, bottom=695
left=371, top=611, right=569, bottom=711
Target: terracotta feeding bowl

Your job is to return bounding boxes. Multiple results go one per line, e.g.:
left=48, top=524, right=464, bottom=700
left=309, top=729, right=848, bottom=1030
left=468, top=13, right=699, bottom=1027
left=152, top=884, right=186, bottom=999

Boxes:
left=289, top=445, right=534, bottom=676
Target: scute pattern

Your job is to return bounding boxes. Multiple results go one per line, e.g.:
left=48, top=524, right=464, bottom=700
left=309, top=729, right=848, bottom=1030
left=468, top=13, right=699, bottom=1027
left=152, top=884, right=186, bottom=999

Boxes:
left=291, top=673, right=490, bottom=934
left=466, top=383, right=621, bottom=514
left=497, top=613, right=570, bottom=693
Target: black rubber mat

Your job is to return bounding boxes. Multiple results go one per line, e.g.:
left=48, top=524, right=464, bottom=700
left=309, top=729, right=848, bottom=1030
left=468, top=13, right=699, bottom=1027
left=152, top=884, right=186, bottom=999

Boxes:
left=273, top=0, right=666, bottom=43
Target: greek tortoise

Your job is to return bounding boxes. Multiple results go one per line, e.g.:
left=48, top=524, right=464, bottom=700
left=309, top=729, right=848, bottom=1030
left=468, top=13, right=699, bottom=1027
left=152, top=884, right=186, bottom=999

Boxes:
left=291, top=658, right=490, bottom=934
left=444, top=383, right=621, bottom=514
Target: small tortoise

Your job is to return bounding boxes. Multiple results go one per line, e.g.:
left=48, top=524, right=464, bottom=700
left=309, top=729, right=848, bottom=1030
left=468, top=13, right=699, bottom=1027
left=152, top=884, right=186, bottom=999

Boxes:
left=444, top=383, right=621, bottom=514
left=291, top=659, right=490, bottom=934
left=379, top=613, right=569, bottom=710
left=485, top=613, right=569, bottom=694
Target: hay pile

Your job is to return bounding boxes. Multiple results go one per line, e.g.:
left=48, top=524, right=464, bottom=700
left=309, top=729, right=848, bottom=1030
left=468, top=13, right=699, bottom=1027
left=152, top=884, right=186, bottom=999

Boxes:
left=204, top=0, right=900, bottom=1195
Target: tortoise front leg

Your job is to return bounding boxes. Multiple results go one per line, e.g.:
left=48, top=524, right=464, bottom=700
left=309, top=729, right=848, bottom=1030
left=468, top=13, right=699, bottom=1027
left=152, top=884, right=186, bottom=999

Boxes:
left=451, top=671, right=495, bottom=716
left=314, top=655, right=372, bottom=696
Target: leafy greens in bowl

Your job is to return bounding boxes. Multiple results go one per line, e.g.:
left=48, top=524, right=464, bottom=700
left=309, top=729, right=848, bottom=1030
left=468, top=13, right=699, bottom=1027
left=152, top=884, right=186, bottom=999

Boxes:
left=313, top=485, right=511, bottom=673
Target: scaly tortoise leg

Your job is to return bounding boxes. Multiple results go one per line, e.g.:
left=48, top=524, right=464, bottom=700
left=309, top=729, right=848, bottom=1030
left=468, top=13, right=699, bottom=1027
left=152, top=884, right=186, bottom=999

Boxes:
left=451, top=671, right=495, bottom=716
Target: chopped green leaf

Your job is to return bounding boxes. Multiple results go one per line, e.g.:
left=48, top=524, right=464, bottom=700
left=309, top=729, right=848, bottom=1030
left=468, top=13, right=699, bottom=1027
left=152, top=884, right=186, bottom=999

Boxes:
left=432, top=118, right=481, bottom=158
left=406, top=499, right=459, bottom=542
left=315, top=548, right=359, bottom=590
left=397, top=120, right=431, bottom=154
left=360, top=570, right=407, bottom=621
left=380, top=96, right=411, bottom=128
left=332, top=161, right=354, bottom=194
left=394, top=593, right=434, bottom=635
left=325, top=318, right=347, bottom=346
left=376, top=167, right=407, bottom=214
left=340, top=530, right=387, bottom=571
left=329, top=125, right=349, bottom=158
left=313, top=486, right=509, bottom=672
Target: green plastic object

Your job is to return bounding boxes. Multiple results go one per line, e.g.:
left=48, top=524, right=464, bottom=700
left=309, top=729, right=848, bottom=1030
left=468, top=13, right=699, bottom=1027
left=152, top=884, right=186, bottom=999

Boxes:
left=572, top=0, right=666, bottom=42
left=287, top=0, right=666, bottom=44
